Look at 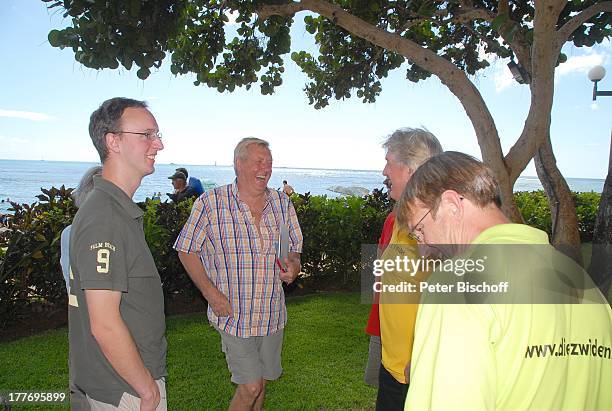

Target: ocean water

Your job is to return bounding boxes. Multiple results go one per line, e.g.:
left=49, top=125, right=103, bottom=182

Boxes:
left=0, top=159, right=605, bottom=213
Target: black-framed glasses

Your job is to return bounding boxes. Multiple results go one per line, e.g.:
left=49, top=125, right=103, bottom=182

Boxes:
left=408, top=209, right=431, bottom=242
left=111, top=130, right=162, bottom=141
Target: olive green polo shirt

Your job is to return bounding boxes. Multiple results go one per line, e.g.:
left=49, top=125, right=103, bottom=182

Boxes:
left=68, top=176, right=167, bottom=406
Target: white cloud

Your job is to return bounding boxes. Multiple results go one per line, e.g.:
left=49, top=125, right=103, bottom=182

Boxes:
left=556, top=52, right=606, bottom=78
left=0, top=109, right=56, bottom=121
left=493, top=59, right=515, bottom=92
left=492, top=42, right=611, bottom=92
left=225, top=10, right=240, bottom=25
left=590, top=102, right=600, bottom=111
left=0, top=135, right=29, bottom=144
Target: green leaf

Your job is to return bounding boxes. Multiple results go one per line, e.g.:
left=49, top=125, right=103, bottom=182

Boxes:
left=31, top=250, right=44, bottom=259
left=137, top=67, right=150, bottom=80
left=48, top=30, right=61, bottom=47
left=491, top=13, right=509, bottom=32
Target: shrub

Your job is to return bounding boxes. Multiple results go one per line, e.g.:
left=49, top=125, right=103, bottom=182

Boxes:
left=292, top=189, right=391, bottom=288
left=0, top=186, right=76, bottom=327
left=0, top=187, right=601, bottom=330
left=141, top=198, right=201, bottom=301
left=513, top=191, right=601, bottom=242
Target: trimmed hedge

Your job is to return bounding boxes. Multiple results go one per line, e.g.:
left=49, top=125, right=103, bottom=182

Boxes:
left=514, top=190, right=600, bottom=243
left=0, top=186, right=601, bottom=328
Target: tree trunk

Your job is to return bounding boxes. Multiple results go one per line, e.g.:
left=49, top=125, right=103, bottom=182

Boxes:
left=498, top=178, right=524, bottom=223
left=534, top=137, right=583, bottom=265
left=588, top=134, right=612, bottom=296
left=274, top=0, right=525, bottom=223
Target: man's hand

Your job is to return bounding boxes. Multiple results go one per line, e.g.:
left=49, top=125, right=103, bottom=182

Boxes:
left=207, top=287, right=232, bottom=317
left=404, top=361, right=411, bottom=385
left=178, top=251, right=232, bottom=317
left=138, top=378, right=160, bottom=411
left=280, top=252, right=301, bottom=284
left=86, top=289, right=162, bottom=410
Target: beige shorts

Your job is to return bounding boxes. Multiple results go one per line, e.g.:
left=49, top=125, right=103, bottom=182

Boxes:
left=364, top=335, right=381, bottom=387
left=217, top=327, right=284, bottom=385
left=85, top=378, right=166, bottom=411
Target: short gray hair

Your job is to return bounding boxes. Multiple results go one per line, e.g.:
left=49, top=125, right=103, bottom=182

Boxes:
left=383, top=127, right=443, bottom=170
left=233, top=137, right=270, bottom=173
left=73, top=166, right=102, bottom=207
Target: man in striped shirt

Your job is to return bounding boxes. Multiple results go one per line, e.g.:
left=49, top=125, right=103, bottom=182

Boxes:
left=174, top=137, right=303, bottom=410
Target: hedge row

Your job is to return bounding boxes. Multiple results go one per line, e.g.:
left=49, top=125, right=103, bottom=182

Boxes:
left=0, top=186, right=601, bottom=328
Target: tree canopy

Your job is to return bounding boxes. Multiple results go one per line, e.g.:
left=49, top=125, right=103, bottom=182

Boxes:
left=44, top=0, right=612, bottom=260
left=45, top=1, right=609, bottom=102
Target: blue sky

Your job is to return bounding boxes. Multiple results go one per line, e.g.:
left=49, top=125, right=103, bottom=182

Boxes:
left=1, top=0, right=611, bottom=178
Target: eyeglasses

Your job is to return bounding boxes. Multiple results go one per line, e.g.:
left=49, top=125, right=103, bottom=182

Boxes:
left=407, top=209, right=431, bottom=242
left=111, top=130, right=163, bottom=141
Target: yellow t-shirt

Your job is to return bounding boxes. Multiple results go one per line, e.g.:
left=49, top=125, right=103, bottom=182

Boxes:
left=379, top=225, right=429, bottom=384
left=405, top=224, right=612, bottom=410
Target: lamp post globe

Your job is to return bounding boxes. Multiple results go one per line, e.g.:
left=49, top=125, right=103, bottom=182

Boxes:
left=588, top=65, right=606, bottom=82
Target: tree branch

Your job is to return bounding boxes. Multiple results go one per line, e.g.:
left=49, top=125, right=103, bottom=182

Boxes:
left=453, top=8, right=493, bottom=23
left=505, top=0, right=566, bottom=182
left=494, top=0, right=532, bottom=72
left=258, top=1, right=308, bottom=20
left=556, top=2, right=612, bottom=48
left=397, top=18, right=428, bottom=35
left=257, top=0, right=510, bottom=197
left=498, top=0, right=509, bottom=16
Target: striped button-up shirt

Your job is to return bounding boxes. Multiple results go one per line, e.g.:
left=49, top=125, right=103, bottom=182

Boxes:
left=174, top=181, right=303, bottom=337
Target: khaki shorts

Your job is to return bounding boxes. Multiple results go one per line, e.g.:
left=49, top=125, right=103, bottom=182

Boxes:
left=364, top=335, right=381, bottom=387
left=216, top=327, right=284, bottom=385
left=85, top=378, right=166, bottom=411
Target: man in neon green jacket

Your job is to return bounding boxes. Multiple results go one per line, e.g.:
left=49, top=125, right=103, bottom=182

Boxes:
left=397, top=151, right=611, bottom=411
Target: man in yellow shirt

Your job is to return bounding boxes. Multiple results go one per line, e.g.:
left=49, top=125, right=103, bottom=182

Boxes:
left=398, top=152, right=611, bottom=411
left=376, top=128, right=442, bottom=411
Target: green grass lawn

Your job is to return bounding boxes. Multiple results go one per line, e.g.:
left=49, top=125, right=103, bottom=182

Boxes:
left=0, top=292, right=376, bottom=410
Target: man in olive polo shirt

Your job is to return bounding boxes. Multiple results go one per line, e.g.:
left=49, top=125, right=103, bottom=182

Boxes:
left=68, top=97, right=167, bottom=410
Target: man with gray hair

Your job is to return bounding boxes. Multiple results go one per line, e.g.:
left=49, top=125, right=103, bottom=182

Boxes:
left=399, top=152, right=611, bottom=410
left=175, top=137, right=303, bottom=410
left=69, top=97, right=167, bottom=410
left=364, top=127, right=442, bottom=411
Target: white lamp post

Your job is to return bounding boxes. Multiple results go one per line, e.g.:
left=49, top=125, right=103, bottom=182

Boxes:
left=588, top=65, right=612, bottom=100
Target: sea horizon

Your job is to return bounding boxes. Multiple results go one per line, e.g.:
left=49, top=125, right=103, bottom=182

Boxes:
left=0, top=159, right=606, bottom=214
left=0, top=158, right=607, bottom=181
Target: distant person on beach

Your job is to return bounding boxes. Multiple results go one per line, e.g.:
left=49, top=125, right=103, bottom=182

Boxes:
left=68, top=97, right=167, bottom=410
left=60, top=165, right=101, bottom=411
left=399, top=152, right=611, bottom=410
left=175, top=167, right=204, bottom=196
left=175, top=137, right=303, bottom=411
left=167, top=171, right=197, bottom=203
left=282, top=180, right=294, bottom=196
left=365, top=128, right=442, bottom=411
